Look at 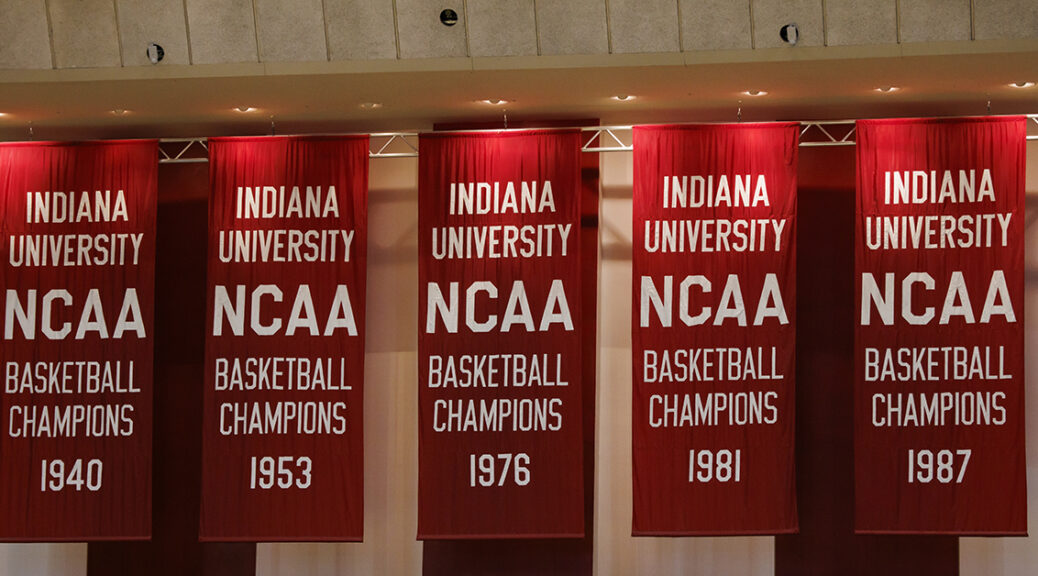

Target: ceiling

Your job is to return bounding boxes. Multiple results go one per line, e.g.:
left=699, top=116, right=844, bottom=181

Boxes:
left=1, top=47, right=1038, bottom=142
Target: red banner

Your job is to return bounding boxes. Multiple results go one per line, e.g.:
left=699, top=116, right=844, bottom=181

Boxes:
left=0, top=140, right=156, bottom=540
left=418, top=130, right=584, bottom=538
left=200, top=136, right=368, bottom=541
left=855, top=117, right=1027, bottom=534
left=632, top=124, right=798, bottom=535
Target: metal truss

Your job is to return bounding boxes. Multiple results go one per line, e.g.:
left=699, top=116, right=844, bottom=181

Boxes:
left=581, top=121, right=859, bottom=150
left=582, top=127, right=633, bottom=152
left=799, top=121, right=856, bottom=147
left=159, top=138, right=208, bottom=163
left=369, top=132, right=419, bottom=157
left=158, top=134, right=418, bottom=164
left=158, top=116, right=1038, bottom=163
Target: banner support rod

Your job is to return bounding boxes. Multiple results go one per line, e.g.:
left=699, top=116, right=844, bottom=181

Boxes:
left=157, top=115, right=1038, bottom=163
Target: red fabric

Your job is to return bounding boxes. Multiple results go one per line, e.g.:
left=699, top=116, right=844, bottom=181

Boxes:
left=417, top=130, right=584, bottom=538
left=854, top=117, right=1027, bottom=534
left=632, top=124, right=799, bottom=535
left=200, top=136, right=368, bottom=541
left=0, top=140, right=157, bottom=540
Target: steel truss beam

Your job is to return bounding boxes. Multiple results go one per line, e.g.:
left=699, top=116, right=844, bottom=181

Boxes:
left=159, top=138, right=208, bottom=163
left=158, top=116, right=1038, bottom=163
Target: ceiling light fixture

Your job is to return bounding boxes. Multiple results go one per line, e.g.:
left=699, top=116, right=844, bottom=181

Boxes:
left=111, top=109, right=129, bottom=115
left=875, top=86, right=899, bottom=93
left=235, top=106, right=256, bottom=113
left=481, top=98, right=509, bottom=105
left=612, top=95, right=635, bottom=101
left=1009, top=81, right=1035, bottom=89
left=359, top=102, right=383, bottom=110
left=743, top=90, right=767, bottom=97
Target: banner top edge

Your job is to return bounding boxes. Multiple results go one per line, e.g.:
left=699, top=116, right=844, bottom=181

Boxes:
left=207, top=134, right=370, bottom=143
left=633, top=122, right=800, bottom=131
left=856, top=115, right=1027, bottom=127
left=420, top=128, right=581, bottom=139
left=0, top=138, right=159, bottom=148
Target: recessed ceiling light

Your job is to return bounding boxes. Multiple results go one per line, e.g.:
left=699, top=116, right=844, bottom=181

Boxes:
left=875, top=86, right=899, bottom=93
left=359, top=102, right=383, bottom=110
left=234, top=106, right=256, bottom=113
left=612, top=95, right=635, bottom=101
left=111, top=109, right=129, bottom=115
left=481, top=98, right=510, bottom=105
left=0, top=112, right=7, bottom=117
left=1009, top=81, right=1035, bottom=89
left=743, top=90, right=767, bottom=97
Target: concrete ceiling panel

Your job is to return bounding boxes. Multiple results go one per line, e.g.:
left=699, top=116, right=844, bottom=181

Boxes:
left=395, top=0, right=467, bottom=58
left=974, top=0, right=1038, bottom=40
left=0, top=0, right=53, bottom=69
left=900, top=0, right=971, bottom=43
left=535, top=0, right=609, bottom=56
left=680, top=0, right=752, bottom=51
left=752, top=0, right=823, bottom=49
left=186, top=0, right=259, bottom=64
left=608, top=0, right=681, bottom=54
left=49, top=0, right=121, bottom=68
left=467, top=0, right=537, bottom=57
left=325, top=0, right=397, bottom=60
left=825, top=0, right=897, bottom=46
left=116, top=0, right=191, bottom=66
left=255, top=0, right=328, bottom=62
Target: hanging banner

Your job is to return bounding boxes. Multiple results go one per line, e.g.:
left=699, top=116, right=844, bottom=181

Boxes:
left=855, top=117, right=1027, bottom=534
left=0, top=140, right=157, bottom=540
left=200, top=136, right=368, bottom=541
left=632, top=124, right=799, bottom=535
left=418, top=130, right=584, bottom=538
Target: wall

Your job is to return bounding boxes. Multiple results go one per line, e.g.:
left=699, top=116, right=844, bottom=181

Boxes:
left=2, top=139, right=1038, bottom=575
left=959, top=145, right=1038, bottom=573
left=0, top=544, right=85, bottom=576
